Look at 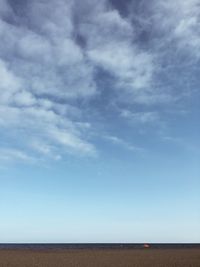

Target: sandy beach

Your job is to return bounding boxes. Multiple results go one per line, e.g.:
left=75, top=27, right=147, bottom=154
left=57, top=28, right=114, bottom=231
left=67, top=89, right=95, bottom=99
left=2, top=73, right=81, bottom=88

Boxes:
left=0, top=248, right=200, bottom=267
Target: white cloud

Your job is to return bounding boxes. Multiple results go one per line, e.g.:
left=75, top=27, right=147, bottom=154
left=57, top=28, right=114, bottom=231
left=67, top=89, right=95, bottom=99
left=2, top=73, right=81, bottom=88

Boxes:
left=0, top=59, right=22, bottom=104
left=0, top=107, right=19, bottom=128
left=105, top=135, right=143, bottom=152
left=0, top=0, right=99, bottom=162
left=79, top=5, right=155, bottom=93
left=121, top=110, right=159, bottom=124
left=0, top=1, right=97, bottom=100
left=152, top=0, right=200, bottom=57
left=0, top=148, right=34, bottom=163
left=17, top=32, right=53, bottom=63
left=50, top=128, right=96, bottom=156
left=0, top=0, right=154, bottom=163
left=13, top=91, right=36, bottom=107
left=0, top=103, right=96, bottom=161
left=88, top=43, right=154, bottom=91
left=28, top=0, right=74, bottom=39
left=0, top=0, right=198, bottom=163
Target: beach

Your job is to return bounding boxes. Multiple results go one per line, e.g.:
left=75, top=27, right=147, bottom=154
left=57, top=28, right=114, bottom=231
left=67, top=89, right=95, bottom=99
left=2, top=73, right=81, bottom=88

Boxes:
left=0, top=248, right=200, bottom=267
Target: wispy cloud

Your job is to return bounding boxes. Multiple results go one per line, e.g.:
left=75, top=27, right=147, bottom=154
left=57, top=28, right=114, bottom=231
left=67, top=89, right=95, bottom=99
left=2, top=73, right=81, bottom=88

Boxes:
left=0, top=0, right=198, bottom=163
left=104, top=135, right=143, bottom=153
left=0, top=0, right=98, bottom=161
left=0, top=148, right=35, bottom=163
left=152, top=0, right=200, bottom=57
left=0, top=0, right=154, bottom=162
left=83, top=8, right=155, bottom=92
left=121, top=110, right=159, bottom=124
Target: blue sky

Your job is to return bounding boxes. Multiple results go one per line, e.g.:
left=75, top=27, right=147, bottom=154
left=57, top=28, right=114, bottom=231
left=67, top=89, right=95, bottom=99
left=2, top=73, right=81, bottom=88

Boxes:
left=0, top=0, right=199, bottom=243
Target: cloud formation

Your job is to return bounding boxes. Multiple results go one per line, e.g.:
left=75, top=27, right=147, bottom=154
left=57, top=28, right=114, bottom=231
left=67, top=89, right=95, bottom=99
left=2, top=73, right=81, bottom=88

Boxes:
left=0, top=0, right=98, bottom=161
left=152, top=0, right=200, bottom=56
left=0, top=0, right=198, bottom=162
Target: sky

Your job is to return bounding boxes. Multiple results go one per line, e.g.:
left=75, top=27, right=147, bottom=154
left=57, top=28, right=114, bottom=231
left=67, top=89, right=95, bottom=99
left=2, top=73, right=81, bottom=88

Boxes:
left=0, top=0, right=200, bottom=243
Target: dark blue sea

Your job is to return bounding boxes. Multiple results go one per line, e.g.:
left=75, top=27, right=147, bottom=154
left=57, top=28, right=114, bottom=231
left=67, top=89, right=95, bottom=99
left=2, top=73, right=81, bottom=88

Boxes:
left=0, top=243, right=199, bottom=250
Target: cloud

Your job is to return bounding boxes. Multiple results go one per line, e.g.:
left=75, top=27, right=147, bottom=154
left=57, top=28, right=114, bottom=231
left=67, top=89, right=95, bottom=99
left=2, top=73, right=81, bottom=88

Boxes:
left=0, top=0, right=98, bottom=161
left=0, top=0, right=198, bottom=163
left=0, top=59, right=22, bottom=104
left=152, top=0, right=200, bottom=57
left=0, top=148, right=35, bottom=163
left=79, top=5, right=155, bottom=93
left=105, top=135, right=143, bottom=152
left=49, top=127, right=96, bottom=156
left=0, top=0, right=13, bottom=17
left=120, top=110, right=159, bottom=124
left=0, top=0, right=156, bottom=162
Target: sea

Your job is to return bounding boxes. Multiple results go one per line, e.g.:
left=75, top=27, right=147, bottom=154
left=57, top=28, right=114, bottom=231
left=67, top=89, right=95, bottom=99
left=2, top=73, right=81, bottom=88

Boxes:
left=0, top=243, right=200, bottom=250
